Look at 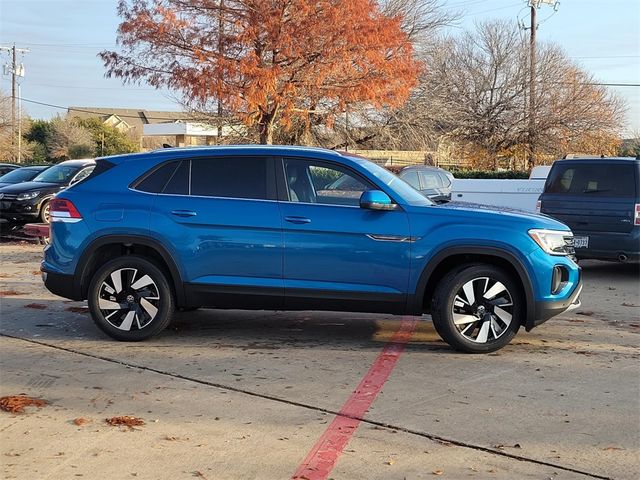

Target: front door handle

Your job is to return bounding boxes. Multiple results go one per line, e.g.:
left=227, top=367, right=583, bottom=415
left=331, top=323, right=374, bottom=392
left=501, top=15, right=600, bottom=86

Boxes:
left=284, top=216, right=311, bottom=224
left=171, top=210, right=197, bottom=218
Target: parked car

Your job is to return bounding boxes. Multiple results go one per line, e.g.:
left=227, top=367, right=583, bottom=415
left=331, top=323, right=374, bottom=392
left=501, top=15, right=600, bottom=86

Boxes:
left=397, top=165, right=454, bottom=203
left=0, top=163, right=20, bottom=177
left=42, top=146, right=581, bottom=353
left=0, top=159, right=94, bottom=224
left=538, top=157, right=639, bottom=262
left=0, top=165, right=50, bottom=189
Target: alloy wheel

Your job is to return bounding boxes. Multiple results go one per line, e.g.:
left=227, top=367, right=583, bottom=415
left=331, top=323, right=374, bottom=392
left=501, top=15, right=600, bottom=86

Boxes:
left=452, top=276, right=514, bottom=343
left=98, top=268, right=160, bottom=331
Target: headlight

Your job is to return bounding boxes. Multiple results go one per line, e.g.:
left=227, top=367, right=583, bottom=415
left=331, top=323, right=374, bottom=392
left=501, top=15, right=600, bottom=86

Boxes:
left=16, top=191, right=41, bottom=201
left=528, top=229, right=574, bottom=256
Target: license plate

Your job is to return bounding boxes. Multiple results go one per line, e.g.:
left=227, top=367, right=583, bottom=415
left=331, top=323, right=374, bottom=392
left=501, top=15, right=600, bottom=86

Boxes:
left=574, top=236, right=589, bottom=248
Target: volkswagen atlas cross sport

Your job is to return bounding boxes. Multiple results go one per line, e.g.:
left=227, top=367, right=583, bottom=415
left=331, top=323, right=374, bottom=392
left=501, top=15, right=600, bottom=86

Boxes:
left=42, top=146, right=582, bottom=353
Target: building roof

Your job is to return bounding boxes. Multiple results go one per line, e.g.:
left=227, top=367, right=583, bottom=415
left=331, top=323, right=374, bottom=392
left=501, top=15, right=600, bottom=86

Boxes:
left=67, top=107, right=191, bottom=131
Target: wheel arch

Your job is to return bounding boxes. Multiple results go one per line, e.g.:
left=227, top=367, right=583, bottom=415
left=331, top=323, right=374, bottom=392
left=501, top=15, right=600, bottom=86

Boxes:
left=75, top=235, right=186, bottom=306
left=412, top=246, right=535, bottom=328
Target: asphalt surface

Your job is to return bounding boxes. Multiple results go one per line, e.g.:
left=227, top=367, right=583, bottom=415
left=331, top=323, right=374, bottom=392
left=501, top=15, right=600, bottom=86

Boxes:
left=1, top=243, right=638, bottom=480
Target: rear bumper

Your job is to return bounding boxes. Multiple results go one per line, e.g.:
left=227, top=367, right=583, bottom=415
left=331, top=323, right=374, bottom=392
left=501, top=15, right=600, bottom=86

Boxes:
left=528, top=276, right=583, bottom=330
left=573, top=229, right=640, bottom=262
left=42, top=269, right=82, bottom=301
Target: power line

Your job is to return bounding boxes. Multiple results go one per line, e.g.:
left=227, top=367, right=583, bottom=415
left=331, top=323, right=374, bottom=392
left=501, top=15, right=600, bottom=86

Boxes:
left=18, top=97, right=196, bottom=121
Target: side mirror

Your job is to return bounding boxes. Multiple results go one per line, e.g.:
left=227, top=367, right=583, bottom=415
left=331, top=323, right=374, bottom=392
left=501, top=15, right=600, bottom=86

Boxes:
left=360, top=190, right=398, bottom=211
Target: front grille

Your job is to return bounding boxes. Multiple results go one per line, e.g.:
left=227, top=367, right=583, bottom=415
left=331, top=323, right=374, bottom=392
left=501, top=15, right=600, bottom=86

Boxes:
left=0, top=194, right=17, bottom=200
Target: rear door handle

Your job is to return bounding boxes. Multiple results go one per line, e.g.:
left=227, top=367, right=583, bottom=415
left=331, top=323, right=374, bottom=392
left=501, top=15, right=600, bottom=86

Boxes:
left=284, top=216, right=311, bottom=224
left=171, top=210, right=197, bottom=218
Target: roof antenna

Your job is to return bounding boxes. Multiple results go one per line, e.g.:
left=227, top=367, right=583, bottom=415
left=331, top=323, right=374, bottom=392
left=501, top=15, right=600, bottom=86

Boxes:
left=162, top=143, right=173, bottom=148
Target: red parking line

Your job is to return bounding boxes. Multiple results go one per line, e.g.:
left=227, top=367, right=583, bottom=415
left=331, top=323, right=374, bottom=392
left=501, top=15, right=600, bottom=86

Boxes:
left=292, top=318, right=418, bottom=480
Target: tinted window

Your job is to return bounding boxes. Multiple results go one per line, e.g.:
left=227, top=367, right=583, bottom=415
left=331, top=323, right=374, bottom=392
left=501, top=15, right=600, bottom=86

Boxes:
left=401, top=171, right=420, bottom=189
left=191, top=157, right=267, bottom=199
left=285, top=158, right=371, bottom=206
left=164, top=160, right=190, bottom=195
left=546, top=163, right=636, bottom=197
left=136, top=161, right=178, bottom=193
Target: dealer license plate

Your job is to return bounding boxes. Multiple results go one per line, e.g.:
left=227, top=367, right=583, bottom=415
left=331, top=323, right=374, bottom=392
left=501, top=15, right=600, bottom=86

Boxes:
left=573, top=236, right=589, bottom=248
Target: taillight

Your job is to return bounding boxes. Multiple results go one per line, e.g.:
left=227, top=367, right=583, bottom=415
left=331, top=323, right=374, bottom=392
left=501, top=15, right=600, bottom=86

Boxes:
left=635, top=204, right=640, bottom=226
left=50, top=198, right=82, bottom=223
left=536, top=200, right=541, bottom=213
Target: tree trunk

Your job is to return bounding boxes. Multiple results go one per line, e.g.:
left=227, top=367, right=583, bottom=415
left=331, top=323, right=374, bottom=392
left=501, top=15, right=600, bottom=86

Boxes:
left=258, top=123, right=274, bottom=144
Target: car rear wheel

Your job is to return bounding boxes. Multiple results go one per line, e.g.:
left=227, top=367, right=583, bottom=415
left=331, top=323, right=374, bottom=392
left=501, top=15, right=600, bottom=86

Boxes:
left=87, top=256, right=174, bottom=341
left=431, top=264, right=522, bottom=353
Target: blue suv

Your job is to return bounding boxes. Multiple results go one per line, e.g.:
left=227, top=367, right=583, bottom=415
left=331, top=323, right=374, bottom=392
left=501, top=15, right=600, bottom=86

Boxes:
left=42, top=146, right=582, bottom=353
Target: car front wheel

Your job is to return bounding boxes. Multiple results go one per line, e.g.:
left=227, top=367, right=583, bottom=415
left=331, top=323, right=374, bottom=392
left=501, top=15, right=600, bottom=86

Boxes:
left=431, top=264, right=522, bottom=353
left=87, top=256, right=174, bottom=341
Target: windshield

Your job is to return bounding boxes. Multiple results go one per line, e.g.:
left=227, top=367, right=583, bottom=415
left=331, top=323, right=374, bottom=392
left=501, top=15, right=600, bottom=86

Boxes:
left=0, top=167, right=46, bottom=183
left=33, top=164, right=82, bottom=184
left=352, top=158, right=434, bottom=206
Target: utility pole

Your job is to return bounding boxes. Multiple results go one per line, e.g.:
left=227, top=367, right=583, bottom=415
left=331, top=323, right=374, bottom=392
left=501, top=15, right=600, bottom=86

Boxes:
left=1, top=44, right=29, bottom=163
left=525, top=1, right=558, bottom=169
left=528, top=4, right=536, bottom=169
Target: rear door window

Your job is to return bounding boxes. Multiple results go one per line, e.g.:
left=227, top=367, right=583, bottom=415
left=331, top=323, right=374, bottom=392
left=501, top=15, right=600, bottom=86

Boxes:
left=546, top=164, right=636, bottom=197
left=190, top=157, right=268, bottom=199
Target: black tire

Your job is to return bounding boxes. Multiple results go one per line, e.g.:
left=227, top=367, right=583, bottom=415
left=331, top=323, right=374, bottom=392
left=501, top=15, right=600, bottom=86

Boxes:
left=87, top=256, right=174, bottom=341
left=431, top=264, right=522, bottom=353
left=39, top=200, right=51, bottom=224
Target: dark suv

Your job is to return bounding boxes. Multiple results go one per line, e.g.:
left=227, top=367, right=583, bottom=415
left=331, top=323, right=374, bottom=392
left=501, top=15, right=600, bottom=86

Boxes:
left=538, top=157, right=639, bottom=262
left=0, top=159, right=94, bottom=224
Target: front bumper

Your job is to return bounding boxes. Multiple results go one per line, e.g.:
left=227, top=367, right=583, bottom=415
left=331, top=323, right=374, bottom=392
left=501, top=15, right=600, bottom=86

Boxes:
left=0, top=199, right=41, bottom=223
left=528, top=274, right=583, bottom=330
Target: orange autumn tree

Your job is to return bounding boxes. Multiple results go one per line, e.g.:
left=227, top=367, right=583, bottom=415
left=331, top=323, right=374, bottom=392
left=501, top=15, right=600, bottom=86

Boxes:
left=100, top=0, right=421, bottom=144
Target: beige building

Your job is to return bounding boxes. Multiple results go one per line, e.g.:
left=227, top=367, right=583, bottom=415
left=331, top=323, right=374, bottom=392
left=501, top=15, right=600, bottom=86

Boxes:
left=66, top=107, right=238, bottom=149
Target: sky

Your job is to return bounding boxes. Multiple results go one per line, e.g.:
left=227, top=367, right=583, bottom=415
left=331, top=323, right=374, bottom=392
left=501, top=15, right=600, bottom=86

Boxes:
left=0, top=0, right=639, bottom=135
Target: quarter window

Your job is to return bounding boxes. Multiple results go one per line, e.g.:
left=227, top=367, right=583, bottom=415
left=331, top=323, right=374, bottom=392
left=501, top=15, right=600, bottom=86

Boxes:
left=163, top=160, right=190, bottom=195
left=135, top=161, right=179, bottom=193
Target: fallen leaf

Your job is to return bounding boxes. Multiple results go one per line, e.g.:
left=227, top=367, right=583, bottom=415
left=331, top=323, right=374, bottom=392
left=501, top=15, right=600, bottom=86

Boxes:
left=602, top=446, right=625, bottom=451
left=73, top=417, right=90, bottom=426
left=576, top=311, right=594, bottom=316
left=386, top=459, right=395, bottom=466
left=24, top=303, right=47, bottom=310
left=621, top=302, right=639, bottom=307
left=433, top=469, right=444, bottom=475
left=0, top=395, right=47, bottom=414
left=105, top=416, right=145, bottom=430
